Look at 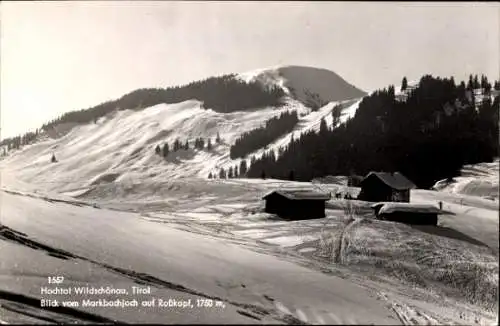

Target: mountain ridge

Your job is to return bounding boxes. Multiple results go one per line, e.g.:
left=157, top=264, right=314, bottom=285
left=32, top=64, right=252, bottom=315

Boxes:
left=0, top=64, right=369, bottom=194
left=0, top=65, right=364, bottom=148
left=238, top=65, right=367, bottom=108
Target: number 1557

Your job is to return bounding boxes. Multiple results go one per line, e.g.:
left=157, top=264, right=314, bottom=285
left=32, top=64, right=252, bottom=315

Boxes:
left=48, top=276, right=64, bottom=284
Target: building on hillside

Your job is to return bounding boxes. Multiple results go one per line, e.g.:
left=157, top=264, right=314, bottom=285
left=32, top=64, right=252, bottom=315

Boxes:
left=263, top=190, right=331, bottom=220
left=473, top=88, right=485, bottom=96
left=406, top=84, right=418, bottom=92
left=395, top=93, right=408, bottom=103
left=396, top=84, right=418, bottom=102
left=371, top=202, right=445, bottom=226
left=357, top=171, right=416, bottom=202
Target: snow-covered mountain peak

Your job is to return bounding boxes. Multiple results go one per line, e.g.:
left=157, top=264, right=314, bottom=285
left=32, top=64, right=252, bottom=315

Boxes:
left=237, top=65, right=367, bottom=106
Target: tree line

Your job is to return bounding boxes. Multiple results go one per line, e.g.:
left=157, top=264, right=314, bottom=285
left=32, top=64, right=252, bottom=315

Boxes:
left=244, top=74, right=500, bottom=189
left=303, top=89, right=329, bottom=111
left=2, top=74, right=286, bottom=154
left=155, top=133, right=222, bottom=158
left=229, top=110, right=299, bottom=159
left=211, top=159, right=249, bottom=180
left=40, top=74, right=286, bottom=132
left=0, top=129, right=40, bottom=153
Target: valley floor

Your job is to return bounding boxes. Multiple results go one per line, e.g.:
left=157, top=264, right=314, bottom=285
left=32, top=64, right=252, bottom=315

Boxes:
left=1, top=175, right=498, bottom=325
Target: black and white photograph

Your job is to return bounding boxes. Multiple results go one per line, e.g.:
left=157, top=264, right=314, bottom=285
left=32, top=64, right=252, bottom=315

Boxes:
left=0, top=1, right=498, bottom=324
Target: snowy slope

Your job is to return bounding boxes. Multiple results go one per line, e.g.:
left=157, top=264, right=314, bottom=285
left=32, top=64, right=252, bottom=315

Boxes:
left=0, top=98, right=362, bottom=194
left=433, top=159, right=499, bottom=200
left=1, top=177, right=497, bottom=325
left=1, top=189, right=403, bottom=325
left=0, top=99, right=291, bottom=191
left=214, top=97, right=362, bottom=174
left=0, top=66, right=367, bottom=194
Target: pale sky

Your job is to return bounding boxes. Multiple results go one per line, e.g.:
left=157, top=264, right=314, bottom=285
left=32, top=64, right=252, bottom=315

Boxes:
left=1, top=1, right=499, bottom=139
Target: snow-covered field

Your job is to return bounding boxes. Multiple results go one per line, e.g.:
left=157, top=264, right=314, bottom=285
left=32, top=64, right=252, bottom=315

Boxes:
left=2, top=188, right=405, bottom=324
left=1, top=174, right=498, bottom=324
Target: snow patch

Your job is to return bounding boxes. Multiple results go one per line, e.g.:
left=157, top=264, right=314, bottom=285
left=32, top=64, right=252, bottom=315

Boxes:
left=433, top=159, right=499, bottom=200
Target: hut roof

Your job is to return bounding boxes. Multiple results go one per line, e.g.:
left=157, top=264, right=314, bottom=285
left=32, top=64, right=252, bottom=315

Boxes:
left=371, top=203, right=386, bottom=209
left=263, top=190, right=331, bottom=201
left=363, top=172, right=416, bottom=190
left=376, top=203, right=443, bottom=215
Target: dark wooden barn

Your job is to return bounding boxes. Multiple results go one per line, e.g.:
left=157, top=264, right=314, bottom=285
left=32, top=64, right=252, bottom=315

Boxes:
left=371, top=202, right=443, bottom=226
left=263, top=190, right=331, bottom=220
left=358, top=172, right=416, bottom=202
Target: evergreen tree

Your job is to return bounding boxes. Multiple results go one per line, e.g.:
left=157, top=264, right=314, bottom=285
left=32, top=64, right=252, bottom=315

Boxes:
left=239, top=159, right=248, bottom=176
left=216, top=132, right=221, bottom=144
left=173, top=138, right=181, bottom=151
left=234, top=166, right=239, bottom=178
left=331, top=104, right=342, bottom=127
left=155, top=145, right=161, bottom=155
left=162, top=143, right=169, bottom=157
left=319, top=117, right=328, bottom=137
left=207, top=138, right=213, bottom=150
left=467, top=75, right=474, bottom=90
left=481, top=75, right=488, bottom=90
left=260, top=170, right=266, bottom=179
left=228, top=166, right=233, bottom=178
left=485, top=82, right=492, bottom=94
left=219, top=168, right=226, bottom=179
left=208, top=172, right=213, bottom=179
left=473, top=75, right=480, bottom=89
left=195, top=137, right=204, bottom=149
left=458, top=81, right=467, bottom=100
left=51, top=153, right=57, bottom=163
left=401, top=77, right=408, bottom=91
left=388, top=85, right=395, bottom=100
left=481, top=76, right=492, bottom=93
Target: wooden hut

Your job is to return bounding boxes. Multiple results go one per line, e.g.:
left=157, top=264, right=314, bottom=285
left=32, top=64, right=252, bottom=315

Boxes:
left=358, top=172, right=416, bottom=202
left=371, top=202, right=443, bottom=226
left=263, top=190, right=331, bottom=220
